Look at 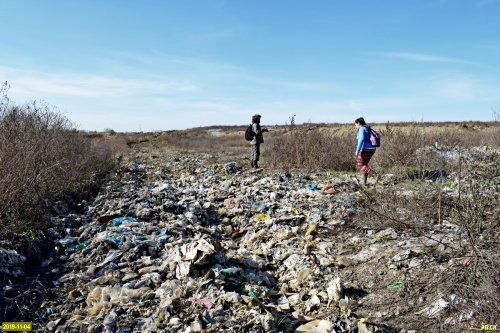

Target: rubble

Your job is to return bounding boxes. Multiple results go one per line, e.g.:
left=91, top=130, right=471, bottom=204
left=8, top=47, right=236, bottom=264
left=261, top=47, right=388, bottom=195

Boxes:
left=2, top=143, right=498, bottom=332
left=0, top=248, right=26, bottom=278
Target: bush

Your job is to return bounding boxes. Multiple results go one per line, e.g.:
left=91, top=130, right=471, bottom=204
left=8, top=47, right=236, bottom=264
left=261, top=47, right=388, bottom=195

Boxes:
left=354, top=151, right=499, bottom=330
left=263, top=122, right=499, bottom=175
left=104, top=128, right=117, bottom=136
left=0, top=89, right=115, bottom=238
left=373, top=123, right=500, bottom=176
left=264, top=126, right=355, bottom=171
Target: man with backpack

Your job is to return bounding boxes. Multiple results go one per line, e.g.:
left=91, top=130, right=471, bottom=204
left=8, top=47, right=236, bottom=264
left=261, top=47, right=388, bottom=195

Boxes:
left=247, top=114, right=269, bottom=168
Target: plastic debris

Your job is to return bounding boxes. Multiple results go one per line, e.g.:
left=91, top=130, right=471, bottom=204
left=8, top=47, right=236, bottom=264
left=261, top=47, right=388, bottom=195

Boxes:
left=295, top=319, right=334, bottom=333
left=14, top=145, right=491, bottom=332
left=111, top=216, right=137, bottom=226
left=322, top=185, right=338, bottom=195
left=305, top=183, right=318, bottom=191
left=305, top=222, right=319, bottom=237
left=388, top=282, right=406, bottom=291
left=0, top=248, right=26, bottom=278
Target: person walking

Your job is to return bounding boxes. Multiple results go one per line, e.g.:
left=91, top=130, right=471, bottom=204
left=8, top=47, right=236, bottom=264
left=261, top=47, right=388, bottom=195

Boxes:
left=354, top=117, right=378, bottom=186
left=250, top=114, right=269, bottom=168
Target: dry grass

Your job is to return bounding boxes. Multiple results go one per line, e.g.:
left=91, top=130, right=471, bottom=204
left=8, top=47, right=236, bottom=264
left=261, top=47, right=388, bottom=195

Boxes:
left=354, top=151, right=499, bottom=330
left=128, top=127, right=252, bottom=164
left=260, top=122, right=499, bottom=174
left=264, top=126, right=355, bottom=171
left=154, top=121, right=499, bottom=176
left=373, top=122, right=500, bottom=174
left=0, top=97, right=120, bottom=240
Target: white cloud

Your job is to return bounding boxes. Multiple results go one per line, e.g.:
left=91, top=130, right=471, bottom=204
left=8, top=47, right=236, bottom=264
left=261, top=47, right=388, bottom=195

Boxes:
left=370, top=52, right=476, bottom=65
left=0, top=66, right=198, bottom=98
left=475, top=0, right=498, bottom=7
left=278, top=81, right=339, bottom=91
left=98, top=51, right=343, bottom=95
left=2, top=61, right=496, bottom=132
left=432, top=76, right=484, bottom=101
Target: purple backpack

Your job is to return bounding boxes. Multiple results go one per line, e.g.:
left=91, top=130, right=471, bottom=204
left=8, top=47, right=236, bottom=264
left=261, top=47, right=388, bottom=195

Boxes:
left=369, top=127, right=381, bottom=147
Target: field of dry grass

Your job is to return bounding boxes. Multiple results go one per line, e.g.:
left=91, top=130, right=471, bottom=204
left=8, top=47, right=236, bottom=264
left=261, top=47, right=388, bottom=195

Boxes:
left=143, top=121, right=499, bottom=174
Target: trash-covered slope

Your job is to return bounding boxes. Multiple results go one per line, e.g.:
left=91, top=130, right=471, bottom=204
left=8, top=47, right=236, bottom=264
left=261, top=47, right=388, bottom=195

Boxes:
left=8, top=142, right=498, bottom=332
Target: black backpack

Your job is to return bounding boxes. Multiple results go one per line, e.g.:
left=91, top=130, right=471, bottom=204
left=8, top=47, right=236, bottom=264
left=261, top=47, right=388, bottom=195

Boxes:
left=244, top=124, right=254, bottom=141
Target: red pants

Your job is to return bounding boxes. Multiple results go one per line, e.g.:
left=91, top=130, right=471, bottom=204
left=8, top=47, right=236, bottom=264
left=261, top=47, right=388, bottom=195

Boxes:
left=357, top=149, right=375, bottom=174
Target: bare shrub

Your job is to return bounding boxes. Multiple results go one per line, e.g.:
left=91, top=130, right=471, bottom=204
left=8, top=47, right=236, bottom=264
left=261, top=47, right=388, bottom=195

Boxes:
left=373, top=123, right=500, bottom=176
left=0, top=100, right=115, bottom=238
left=144, top=122, right=498, bottom=175
left=492, top=106, right=500, bottom=122
left=263, top=122, right=499, bottom=173
left=373, top=126, right=427, bottom=173
left=355, top=151, right=499, bottom=330
left=104, top=128, right=117, bottom=136
left=0, top=81, right=9, bottom=109
left=90, top=132, right=129, bottom=160
left=264, top=126, right=355, bottom=171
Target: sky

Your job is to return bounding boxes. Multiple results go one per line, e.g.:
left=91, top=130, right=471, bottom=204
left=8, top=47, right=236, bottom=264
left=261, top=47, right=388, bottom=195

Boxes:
left=1, top=0, right=500, bottom=132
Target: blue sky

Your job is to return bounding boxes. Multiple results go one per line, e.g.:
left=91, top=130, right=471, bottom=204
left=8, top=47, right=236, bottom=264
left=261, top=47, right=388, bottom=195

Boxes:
left=1, top=0, right=499, bottom=131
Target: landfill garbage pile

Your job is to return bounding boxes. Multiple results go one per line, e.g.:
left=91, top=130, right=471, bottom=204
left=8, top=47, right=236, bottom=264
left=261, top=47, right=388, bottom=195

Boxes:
left=2, top=143, right=498, bottom=332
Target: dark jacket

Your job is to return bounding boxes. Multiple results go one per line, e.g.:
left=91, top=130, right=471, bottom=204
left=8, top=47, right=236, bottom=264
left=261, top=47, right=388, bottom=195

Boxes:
left=251, top=123, right=264, bottom=145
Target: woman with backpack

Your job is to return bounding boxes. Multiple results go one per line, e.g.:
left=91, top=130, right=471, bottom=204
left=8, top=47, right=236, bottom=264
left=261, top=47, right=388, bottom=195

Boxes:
left=354, top=117, right=379, bottom=186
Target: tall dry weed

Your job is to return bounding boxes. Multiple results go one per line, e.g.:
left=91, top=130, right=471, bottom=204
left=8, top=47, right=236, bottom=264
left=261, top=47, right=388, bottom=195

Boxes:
left=160, top=128, right=250, bottom=163
left=0, top=98, right=116, bottom=238
left=154, top=122, right=498, bottom=175
left=373, top=123, right=500, bottom=176
left=264, top=127, right=355, bottom=171
left=355, top=150, right=499, bottom=330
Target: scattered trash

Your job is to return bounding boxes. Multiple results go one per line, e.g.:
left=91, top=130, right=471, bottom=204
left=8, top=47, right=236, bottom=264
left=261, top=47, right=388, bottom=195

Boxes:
left=305, top=183, right=318, bottom=191
left=8, top=145, right=490, bottom=332
left=327, top=276, right=343, bottom=303
left=0, top=248, right=26, bottom=278
left=388, top=282, right=406, bottom=291
left=322, top=185, right=338, bottom=195
left=418, top=297, right=450, bottom=317
left=111, top=216, right=137, bottom=226
left=358, top=318, right=372, bottom=333
left=295, top=319, right=334, bottom=333
left=305, top=222, right=319, bottom=237
left=255, top=212, right=270, bottom=221
left=247, top=290, right=261, bottom=304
